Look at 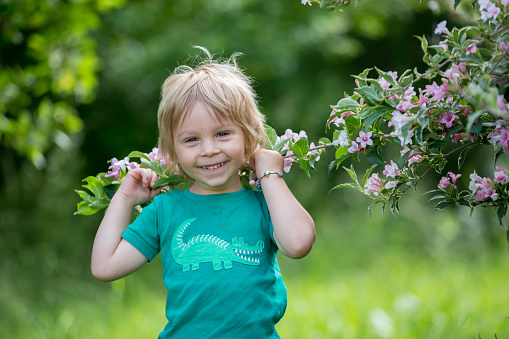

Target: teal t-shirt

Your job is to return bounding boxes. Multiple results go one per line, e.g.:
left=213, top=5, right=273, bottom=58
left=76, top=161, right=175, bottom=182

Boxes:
left=122, top=188, right=287, bottom=338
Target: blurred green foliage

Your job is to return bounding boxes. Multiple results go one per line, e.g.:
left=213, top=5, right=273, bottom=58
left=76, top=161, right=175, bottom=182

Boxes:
left=0, top=0, right=125, bottom=168
left=1, top=0, right=508, bottom=338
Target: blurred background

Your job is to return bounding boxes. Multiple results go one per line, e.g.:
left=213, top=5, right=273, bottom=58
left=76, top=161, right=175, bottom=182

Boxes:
left=1, top=0, right=508, bottom=337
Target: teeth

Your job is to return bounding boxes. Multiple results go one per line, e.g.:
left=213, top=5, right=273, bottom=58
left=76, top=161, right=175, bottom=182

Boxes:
left=202, top=162, right=225, bottom=170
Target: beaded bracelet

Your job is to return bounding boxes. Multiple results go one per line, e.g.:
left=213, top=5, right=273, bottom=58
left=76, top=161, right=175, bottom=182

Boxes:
left=255, top=171, right=284, bottom=189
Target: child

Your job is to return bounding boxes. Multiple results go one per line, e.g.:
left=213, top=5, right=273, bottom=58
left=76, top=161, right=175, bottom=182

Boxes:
left=91, top=48, right=316, bottom=338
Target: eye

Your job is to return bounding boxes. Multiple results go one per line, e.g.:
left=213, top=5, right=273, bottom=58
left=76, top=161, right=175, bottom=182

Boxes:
left=217, top=131, right=229, bottom=138
left=184, top=137, right=197, bottom=143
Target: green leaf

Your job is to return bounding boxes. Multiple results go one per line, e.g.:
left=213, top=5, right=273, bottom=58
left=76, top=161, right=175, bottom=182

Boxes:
left=495, top=147, right=504, bottom=164
left=342, top=165, right=360, bottom=187
left=366, top=148, right=385, bottom=165
left=273, top=137, right=291, bottom=154
left=365, top=107, right=391, bottom=131
left=290, top=138, right=310, bottom=158
left=399, top=74, right=413, bottom=88
left=390, top=197, right=400, bottom=215
left=435, top=201, right=453, bottom=210
left=345, top=113, right=361, bottom=133
left=140, top=161, right=165, bottom=177
left=458, top=145, right=474, bottom=170
left=497, top=204, right=506, bottom=226
left=330, top=182, right=362, bottom=192
left=471, top=117, right=483, bottom=137
left=414, top=35, right=428, bottom=54
left=397, top=149, right=411, bottom=169
left=319, top=137, right=331, bottom=144
left=335, top=146, right=349, bottom=159
left=264, top=124, right=278, bottom=148
left=153, top=175, right=189, bottom=189
left=299, top=160, right=311, bottom=178
left=128, top=151, right=151, bottom=162
left=454, top=0, right=461, bottom=9
left=429, top=194, right=446, bottom=201
left=356, top=86, right=381, bottom=105
left=332, top=98, right=360, bottom=111
left=457, top=199, right=471, bottom=207
left=74, top=201, right=102, bottom=216
left=103, top=184, right=120, bottom=199
left=466, top=110, right=483, bottom=133
left=352, top=68, right=372, bottom=87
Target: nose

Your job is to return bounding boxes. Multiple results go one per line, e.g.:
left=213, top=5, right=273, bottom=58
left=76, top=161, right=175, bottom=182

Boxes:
left=200, top=138, right=220, bottom=156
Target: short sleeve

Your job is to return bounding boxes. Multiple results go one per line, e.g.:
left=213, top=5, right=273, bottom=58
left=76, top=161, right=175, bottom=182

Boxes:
left=121, top=197, right=161, bottom=263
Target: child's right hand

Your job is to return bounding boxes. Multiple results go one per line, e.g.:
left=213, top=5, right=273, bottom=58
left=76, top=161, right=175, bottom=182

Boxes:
left=115, top=168, right=162, bottom=207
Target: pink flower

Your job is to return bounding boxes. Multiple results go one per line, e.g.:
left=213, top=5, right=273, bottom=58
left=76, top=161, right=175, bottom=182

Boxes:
left=278, top=129, right=308, bottom=152
left=378, top=77, right=390, bottom=90
left=465, top=43, right=477, bottom=55
left=408, top=153, right=423, bottom=165
left=356, top=131, right=373, bottom=149
left=141, top=147, right=162, bottom=163
left=500, top=129, right=509, bottom=150
left=364, top=173, right=384, bottom=196
left=502, top=0, right=508, bottom=7
left=416, top=94, right=430, bottom=107
left=128, top=162, right=140, bottom=170
left=439, top=177, right=451, bottom=189
left=105, top=157, right=130, bottom=180
left=387, top=71, right=398, bottom=82
left=469, top=171, right=483, bottom=191
left=438, top=111, right=459, bottom=128
left=434, top=20, right=450, bottom=35
left=497, top=95, right=508, bottom=110
left=443, top=62, right=467, bottom=82
left=448, top=172, right=461, bottom=185
left=383, top=160, right=400, bottom=178
left=385, top=180, right=398, bottom=189
left=469, top=171, right=498, bottom=201
left=391, top=111, right=411, bottom=132
left=396, top=100, right=415, bottom=112
left=424, top=81, right=448, bottom=102
left=341, top=111, right=354, bottom=118
left=283, top=154, right=294, bottom=173
left=451, top=133, right=465, bottom=143
left=301, top=0, right=312, bottom=5
left=499, top=42, right=509, bottom=52
left=494, top=166, right=509, bottom=184
left=439, top=40, right=449, bottom=51
left=329, top=116, right=345, bottom=128
left=479, top=0, right=500, bottom=21
left=348, top=141, right=361, bottom=153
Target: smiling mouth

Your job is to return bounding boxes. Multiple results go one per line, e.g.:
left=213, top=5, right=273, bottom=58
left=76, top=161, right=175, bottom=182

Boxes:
left=201, top=161, right=227, bottom=170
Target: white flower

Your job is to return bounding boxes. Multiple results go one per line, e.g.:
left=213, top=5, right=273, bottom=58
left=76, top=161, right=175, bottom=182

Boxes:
left=333, top=130, right=350, bottom=148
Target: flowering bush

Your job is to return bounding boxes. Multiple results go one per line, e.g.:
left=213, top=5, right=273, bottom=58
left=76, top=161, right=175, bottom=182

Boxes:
left=319, top=0, right=509, bottom=227
left=76, top=1, right=509, bottom=231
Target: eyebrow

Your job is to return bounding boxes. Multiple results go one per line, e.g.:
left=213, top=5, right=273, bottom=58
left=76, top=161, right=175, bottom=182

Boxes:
left=176, top=121, right=236, bottom=139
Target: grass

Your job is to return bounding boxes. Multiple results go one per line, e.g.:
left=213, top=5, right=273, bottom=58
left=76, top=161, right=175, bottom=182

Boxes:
left=277, top=251, right=509, bottom=338
left=2, top=196, right=509, bottom=338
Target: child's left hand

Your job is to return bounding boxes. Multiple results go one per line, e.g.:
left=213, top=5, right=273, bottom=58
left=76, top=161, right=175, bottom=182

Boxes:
left=250, top=149, right=284, bottom=178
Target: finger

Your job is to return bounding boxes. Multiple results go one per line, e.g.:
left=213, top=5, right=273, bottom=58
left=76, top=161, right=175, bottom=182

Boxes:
left=150, top=186, right=163, bottom=199
left=250, top=149, right=261, bottom=171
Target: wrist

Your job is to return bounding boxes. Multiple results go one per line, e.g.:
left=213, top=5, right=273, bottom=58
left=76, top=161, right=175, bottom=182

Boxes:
left=111, top=190, right=137, bottom=209
left=255, top=171, right=284, bottom=189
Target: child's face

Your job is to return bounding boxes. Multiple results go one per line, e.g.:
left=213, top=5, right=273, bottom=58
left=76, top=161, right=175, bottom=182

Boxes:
left=173, top=101, right=247, bottom=195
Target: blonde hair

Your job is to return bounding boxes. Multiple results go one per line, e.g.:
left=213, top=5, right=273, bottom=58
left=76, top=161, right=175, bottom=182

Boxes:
left=157, top=47, right=266, bottom=174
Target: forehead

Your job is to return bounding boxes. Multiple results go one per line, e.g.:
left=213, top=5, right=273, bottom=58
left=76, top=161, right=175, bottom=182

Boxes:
left=176, top=101, right=235, bottom=133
